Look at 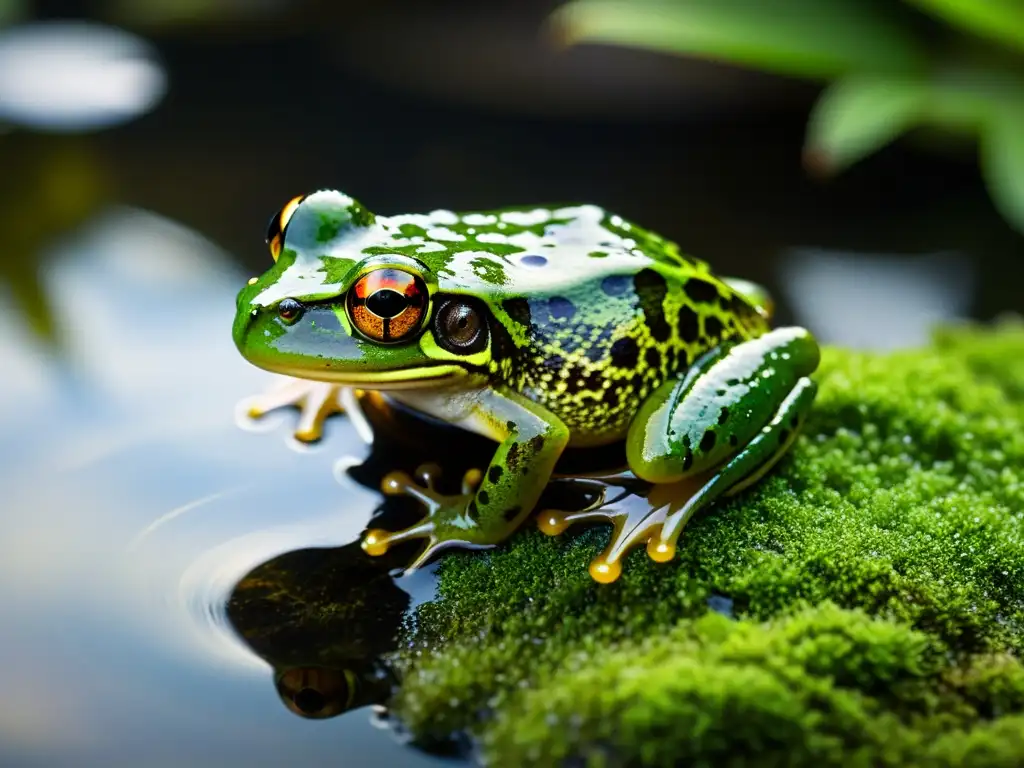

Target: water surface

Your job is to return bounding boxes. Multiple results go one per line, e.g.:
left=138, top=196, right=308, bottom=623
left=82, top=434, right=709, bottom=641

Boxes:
left=0, top=208, right=447, bottom=767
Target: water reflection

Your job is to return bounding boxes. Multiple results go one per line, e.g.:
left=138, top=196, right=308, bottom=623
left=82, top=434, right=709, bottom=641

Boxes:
left=0, top=134, right=112, bottom=344
left=0, top=208, right=447, bottom=766
left=224, top=387, right=498, bottom=725
left=228, top=541, right=407, bottom=721
left=222, top=398, right=661, bottom=753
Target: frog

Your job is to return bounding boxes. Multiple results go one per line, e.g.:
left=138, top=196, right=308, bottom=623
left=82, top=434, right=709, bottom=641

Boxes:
left=233, top=190, right=820, bottom=583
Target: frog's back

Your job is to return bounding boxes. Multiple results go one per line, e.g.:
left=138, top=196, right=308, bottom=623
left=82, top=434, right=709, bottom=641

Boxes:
left=392, top=203, right=770, bottom=443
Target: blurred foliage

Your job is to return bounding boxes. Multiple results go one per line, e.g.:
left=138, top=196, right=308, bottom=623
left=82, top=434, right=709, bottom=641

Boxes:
left=99, top=0, right=299, bottom=33
left=552, top=0, right=1024, bottom=236
left=0, top=0, right=25, bottom=27
left=0, top=136, right=111, bottom=345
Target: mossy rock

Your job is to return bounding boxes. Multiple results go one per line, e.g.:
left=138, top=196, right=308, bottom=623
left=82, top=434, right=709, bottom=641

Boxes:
left=390, top=319, right=1024, bottom=767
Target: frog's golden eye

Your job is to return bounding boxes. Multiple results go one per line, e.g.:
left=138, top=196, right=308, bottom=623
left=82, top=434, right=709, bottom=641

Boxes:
left=266, top=194, right=306, bottom=262
left=346, top=268, right=428, bottom=343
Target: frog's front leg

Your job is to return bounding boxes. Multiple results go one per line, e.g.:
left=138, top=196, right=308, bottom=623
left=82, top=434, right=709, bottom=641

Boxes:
left=361, top=388, right=569, bottom=572
left=239, top=377, right=357, bottom=443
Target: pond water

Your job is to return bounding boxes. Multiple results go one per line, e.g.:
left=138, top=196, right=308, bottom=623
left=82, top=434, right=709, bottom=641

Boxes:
left=0, top=191, right=1016, bottom=768
left=2, top=9, right=1022, bottom=767
left=0, top=208, right=451, bottom=767
left=0, top=197, right=1011, bottom=767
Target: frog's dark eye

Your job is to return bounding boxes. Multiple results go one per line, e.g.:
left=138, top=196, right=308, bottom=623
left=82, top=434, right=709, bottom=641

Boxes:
left=276, top=667, right=357, bottom=719
left=433, top=298, right=488, bottom=355
left=347, top=268, right=428, bottom=343
left=277, top=298, right=304, bottom=325
left=266, top=194, right=306, bottom=262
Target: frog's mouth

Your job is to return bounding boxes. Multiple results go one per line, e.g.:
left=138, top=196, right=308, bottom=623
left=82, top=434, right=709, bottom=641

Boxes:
left=259, top=362, right=476, bottom=390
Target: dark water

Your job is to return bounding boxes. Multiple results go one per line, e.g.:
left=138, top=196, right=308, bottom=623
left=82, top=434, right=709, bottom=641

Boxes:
left=0, top=209, right=454, bottom=767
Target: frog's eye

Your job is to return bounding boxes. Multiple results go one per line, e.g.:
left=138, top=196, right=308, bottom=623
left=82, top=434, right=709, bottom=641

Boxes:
left=347, top=268, right=428, bottom=343
left=276, top=667, right=357, bottom=719
left=277, top=298, right=304, bottom=325
left=433, top=298, right=489, bottom=355
left=266, top=194, right=306, bottom=262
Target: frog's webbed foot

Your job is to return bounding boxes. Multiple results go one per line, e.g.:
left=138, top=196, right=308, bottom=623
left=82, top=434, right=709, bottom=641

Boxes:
left=362, top=463, right=489, bottom=572
left=240, top=378, right=355, bottom=443
left=538, top=475, right=704, bottom=584
left=551, top=376, right=816, bottom=582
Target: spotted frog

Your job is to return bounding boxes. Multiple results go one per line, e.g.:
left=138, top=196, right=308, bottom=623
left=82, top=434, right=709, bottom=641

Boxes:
left=233, top=190, right=819, bottom=582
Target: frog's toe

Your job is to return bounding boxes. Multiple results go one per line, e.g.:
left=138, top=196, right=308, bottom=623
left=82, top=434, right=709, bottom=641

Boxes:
left=461, top=468, right=483, bottom=495
left=362, top=521, right=434, bottom=557
left=414, top=463, right=443, bottom=489
left=380, top=464, right=466, bottom=508
left=381, top=469, right=431, bottom=504
left=537, top=510, right=571, bottom=536
left=588, top=557, right=622, bottom=584
left=646, top=538, right=676, bottom=563
left=292, top=385, right=344, bottom=442
left=241, top=378, right=348, bottom=442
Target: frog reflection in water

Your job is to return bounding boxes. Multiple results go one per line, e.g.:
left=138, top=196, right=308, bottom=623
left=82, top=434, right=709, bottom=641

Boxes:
left=227, top=541, right=409, bottom=721
left=232, top=191, right=820, bottom=583
left=227, top=392, right=631, bottom=726
left=227, top=475, right=659, bottom=726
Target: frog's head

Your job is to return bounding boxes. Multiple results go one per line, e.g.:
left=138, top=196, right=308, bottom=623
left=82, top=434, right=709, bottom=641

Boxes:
left=233, top=190, right=492, bottom=389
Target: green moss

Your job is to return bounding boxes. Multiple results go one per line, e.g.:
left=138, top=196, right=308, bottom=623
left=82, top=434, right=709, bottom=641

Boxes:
left=389, top=319, right=1024, bottom=766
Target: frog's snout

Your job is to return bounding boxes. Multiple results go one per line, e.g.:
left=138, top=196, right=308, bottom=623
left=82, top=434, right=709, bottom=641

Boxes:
left=232, top=300, right=258, bottom=356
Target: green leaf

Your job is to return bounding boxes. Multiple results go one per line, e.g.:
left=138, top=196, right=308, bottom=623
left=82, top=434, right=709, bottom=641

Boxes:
left=550, top=0, right=929, bottom=80
left=5, top=263, right=60, bottom=345
left=805, top=77, right=929, bottom=175
left=980, top=105, right=1024, bottom=235
left=905, top=0, right=1024, bottom=53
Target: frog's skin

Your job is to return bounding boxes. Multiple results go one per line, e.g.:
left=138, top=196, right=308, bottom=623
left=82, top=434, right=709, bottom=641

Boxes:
left=233, top=190, right=820, bottom=583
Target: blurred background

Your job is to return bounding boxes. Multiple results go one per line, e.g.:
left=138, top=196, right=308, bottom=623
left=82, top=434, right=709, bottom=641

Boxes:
left=2, top=0, right=1023, bottom=350
left=0, top=1, right=1022, bottom=766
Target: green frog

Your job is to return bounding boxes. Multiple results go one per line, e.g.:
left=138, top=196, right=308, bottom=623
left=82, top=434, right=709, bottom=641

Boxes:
left=233, top=190, right=819, bottom=583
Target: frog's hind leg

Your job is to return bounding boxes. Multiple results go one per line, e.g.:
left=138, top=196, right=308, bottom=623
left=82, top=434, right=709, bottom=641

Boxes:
left=649, top=376, right=816, bottom=562
left=625, top=326, right=820, bottom=564
left=538, top=328, right=818, bottom=583
left=238, top=378, right=357, bottom=443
